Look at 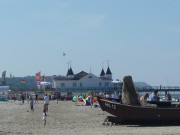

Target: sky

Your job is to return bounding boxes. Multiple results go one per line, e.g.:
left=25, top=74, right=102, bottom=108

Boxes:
left=0, top=0, right=180, bottom=86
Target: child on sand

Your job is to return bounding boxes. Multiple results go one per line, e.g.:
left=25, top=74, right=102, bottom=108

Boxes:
left=30, top=98, right=34, bottom=111
left=43, top=109, right=47, bottom=126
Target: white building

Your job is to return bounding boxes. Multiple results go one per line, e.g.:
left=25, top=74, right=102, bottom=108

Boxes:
left=0, top=86, right=10, bottom=95
left=53, top=67, right=113, bottom=91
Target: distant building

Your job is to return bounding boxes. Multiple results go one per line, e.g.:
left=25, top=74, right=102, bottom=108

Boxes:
left=53, top=67, right=113, bottom=91
left=0, top=86, right=10, bottom=95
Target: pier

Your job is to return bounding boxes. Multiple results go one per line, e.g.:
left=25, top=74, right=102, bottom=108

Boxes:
left=136, top=86, right=180, bottom=92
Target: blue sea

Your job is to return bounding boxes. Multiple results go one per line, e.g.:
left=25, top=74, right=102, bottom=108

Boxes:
left=139, top=91, right=180, bottom=102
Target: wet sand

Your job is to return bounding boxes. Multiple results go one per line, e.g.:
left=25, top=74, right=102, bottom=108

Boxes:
left=0, top=100, right=180, bottom=135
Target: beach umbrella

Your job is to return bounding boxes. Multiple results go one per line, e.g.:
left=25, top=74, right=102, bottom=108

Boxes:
left=78, top=96, right=83, bottom=102
left=83, top=99, right=91, bottom=106
left=83, top=99, right=86, bottom=104
left=73, top=96, right=78, bottom=102
left=111, top=80, right=121, bottom=83
left=86, top=96, right=91, bottom=102
left=40, top=81, right=51, bottom=86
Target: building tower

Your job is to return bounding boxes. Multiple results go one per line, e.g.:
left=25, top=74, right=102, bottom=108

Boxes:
left=105, top=66, right=112, bottom=80
left=66, top=67, right=74, bottom=79
left=100, top=68, right=105, bottom=77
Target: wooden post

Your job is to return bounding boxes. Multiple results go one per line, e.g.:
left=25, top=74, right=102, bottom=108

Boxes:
left=122, top=76, right=141, bottom=106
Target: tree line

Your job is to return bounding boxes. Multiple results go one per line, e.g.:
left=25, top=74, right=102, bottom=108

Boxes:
left=0, top=76, right=54, bottom=89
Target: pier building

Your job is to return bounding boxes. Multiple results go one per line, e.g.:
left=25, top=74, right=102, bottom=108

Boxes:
left=53, top=67, right=113, bottom=91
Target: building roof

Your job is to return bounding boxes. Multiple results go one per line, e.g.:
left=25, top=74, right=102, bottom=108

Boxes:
left=54, top=69, right=112, bottom=81
left=106, top=67, right=112, bottom=74
left=74, top=71, right=88, bottom=80
left=54, top=71, right=87, bottom=81
left=66, top=69, right=70, bottom=76
left=100, top=68, right=105, bottom=76
left=54, top=75, right=68, bottom=81
left=66, top=67, right=74, bottom=76
left=68, top=67, right=74, bottom=75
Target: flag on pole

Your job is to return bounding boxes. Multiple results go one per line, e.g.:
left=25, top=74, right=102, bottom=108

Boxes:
left=40, top=75, right=45, bottom=82
left=63, top=52, right=66, bottom=56
left=2, top=71, right=6, bottom=85
left=35, top=72, right=41, bottom=85
left=21, top=80, right=26, bottom=83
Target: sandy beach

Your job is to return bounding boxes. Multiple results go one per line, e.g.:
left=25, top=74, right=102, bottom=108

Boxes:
left=1, top=100, right=180, bottom=135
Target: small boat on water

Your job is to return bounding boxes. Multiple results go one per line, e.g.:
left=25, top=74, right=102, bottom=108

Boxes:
left=98, top=96, right=180, bottom=121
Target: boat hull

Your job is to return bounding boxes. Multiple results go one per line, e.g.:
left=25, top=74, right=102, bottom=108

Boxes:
left=98, top=97, right=180, bottom=121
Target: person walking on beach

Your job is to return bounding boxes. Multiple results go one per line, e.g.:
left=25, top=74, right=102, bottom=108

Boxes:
left=56, top=94, right=59, bottom=104
left=27, top=94, right=29, bottom=103
left=43, top=109, right=47, bottom=126
left=30, top=97, right=34, bottom=111
left=90, top=93, right=94, bottom=107
left=44, top=94, right=49, bottom=112
left=49, top=94, right=51, bottom=100
left=21, top=94, right=25, bottom=104
left=57, top=93, right=61, bottom=104
left=35, top=93, right=38, bottom=103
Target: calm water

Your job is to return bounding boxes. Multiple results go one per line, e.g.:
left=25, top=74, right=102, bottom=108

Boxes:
left=140, top=91, right=180, bottom=101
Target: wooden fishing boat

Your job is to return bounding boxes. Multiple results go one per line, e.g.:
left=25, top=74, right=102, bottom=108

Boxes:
left=98, top=96, right=180, bottom=121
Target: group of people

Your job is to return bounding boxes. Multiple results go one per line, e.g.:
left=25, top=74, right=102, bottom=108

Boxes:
left=86, top=92, right=96, bottom=107
left=21, top=93, right=39, bottom=104
left=20, top=93, right=39, bottom=112
left=26, top=93, right=49, bottom=126
left=73, top=92, right=97, bottom=107
left=20, top=92, right=51, bottom=126
left=140, top=90, right=172, bottom=102
left=27, top=94, right=39, bottom=111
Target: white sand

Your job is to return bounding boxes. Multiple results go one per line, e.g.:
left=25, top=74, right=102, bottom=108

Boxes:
left=0, top=100, right=180, bottom=135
